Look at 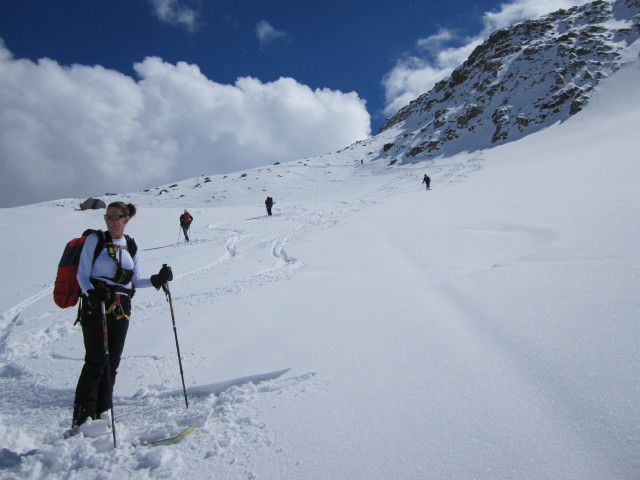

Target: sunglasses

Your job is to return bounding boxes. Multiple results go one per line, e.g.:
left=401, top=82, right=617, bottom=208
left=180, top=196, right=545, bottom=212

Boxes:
left=104, top=214, right=127, bottom=221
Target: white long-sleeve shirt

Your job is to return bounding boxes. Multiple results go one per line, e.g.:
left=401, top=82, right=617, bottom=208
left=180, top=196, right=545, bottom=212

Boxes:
left=77, top=232, right=153, bottom=296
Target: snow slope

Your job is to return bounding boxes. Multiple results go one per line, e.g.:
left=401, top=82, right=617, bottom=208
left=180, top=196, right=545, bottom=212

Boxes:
left=1, top=57, right=639, bottom=479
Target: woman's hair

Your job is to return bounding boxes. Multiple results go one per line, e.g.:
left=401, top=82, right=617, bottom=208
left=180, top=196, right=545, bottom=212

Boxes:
left=108, top=201, right=137, bottom=218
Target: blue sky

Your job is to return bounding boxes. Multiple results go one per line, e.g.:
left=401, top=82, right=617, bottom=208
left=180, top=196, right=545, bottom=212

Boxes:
left=1, top=0, right=498, bottom=127
left=0, top=0, right=591, bottom=206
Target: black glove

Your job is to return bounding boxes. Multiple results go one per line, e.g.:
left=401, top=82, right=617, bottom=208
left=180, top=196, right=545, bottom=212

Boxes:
left=151, top=264, right=173, bottom=289
left=86, top=284, right=110, bottom=306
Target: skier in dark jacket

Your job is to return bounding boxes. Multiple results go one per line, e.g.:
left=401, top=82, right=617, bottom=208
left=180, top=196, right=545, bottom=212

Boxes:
left=71, top=201, right=173, bottom=435
left=179, top=210, right=193, bottom=241
left=422, top=174, right=431, bottom=190
left=265, top=196, right=274, bottom=216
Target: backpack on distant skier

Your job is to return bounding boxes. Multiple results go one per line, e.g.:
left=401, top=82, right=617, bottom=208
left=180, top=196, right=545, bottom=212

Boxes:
left=53, top=229, right=137, bottom=309
left=180, top=212, right=192, bottom=225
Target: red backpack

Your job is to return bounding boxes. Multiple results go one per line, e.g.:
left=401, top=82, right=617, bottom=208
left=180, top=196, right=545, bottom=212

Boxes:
left=53, top=229, right=137, bottom=308
left=53, top=229, right=100, bottom=308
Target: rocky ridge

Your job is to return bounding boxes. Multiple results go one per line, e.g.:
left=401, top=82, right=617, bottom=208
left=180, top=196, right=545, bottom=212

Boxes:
left=374, top=0, right=640, bottom=163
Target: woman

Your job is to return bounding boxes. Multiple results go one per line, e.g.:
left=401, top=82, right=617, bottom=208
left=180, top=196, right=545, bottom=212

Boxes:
left=71, top=201, right=173, bottom=434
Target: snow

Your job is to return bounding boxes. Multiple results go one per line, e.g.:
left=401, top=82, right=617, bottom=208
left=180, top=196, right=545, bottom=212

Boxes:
left=1, top=56, right=640, bottom=480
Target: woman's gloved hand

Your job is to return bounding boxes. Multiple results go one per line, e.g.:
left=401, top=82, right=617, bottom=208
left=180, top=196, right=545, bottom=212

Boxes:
left=151, top=264, right=173, bottom=289
left=86, top=284, right=110, bottom=306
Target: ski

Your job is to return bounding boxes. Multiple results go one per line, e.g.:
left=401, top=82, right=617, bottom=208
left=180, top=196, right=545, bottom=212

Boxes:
left=140, top=424, right=195, bottom=446
left=62, top=423, right=195, bottom=447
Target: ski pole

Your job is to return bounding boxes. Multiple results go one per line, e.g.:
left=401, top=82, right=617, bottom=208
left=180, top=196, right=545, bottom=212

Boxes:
left=100, top=301, right=117, bottom=448
left=161, top=277, right=189, bottom=409
left=177, top=226, right=182, bottom=242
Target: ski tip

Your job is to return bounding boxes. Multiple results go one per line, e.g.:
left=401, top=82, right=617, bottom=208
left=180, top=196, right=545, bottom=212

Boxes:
left=142, top=425, right=195, bottom=446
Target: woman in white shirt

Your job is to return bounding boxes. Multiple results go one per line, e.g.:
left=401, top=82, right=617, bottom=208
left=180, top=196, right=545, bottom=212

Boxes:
left=71, top=201, right=173, bottom=434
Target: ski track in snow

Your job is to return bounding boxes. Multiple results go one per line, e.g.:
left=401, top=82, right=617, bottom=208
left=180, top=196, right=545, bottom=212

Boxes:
left=0, top=288, right=53, bottom=336
left=0, top=157, right=482, bottom=478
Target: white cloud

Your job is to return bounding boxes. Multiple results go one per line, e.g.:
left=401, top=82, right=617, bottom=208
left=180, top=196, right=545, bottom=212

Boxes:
left=256, top=20, right=287, bottom=49
left=149, top=0, right=198, bottom=31
left=0, top=42, right=370, bottom=207
left=381, top=0, right=593, bottom=118
left=416, top=28, right=457, bottom=54
left=482, top=0, right=592, bottom=34
left=382, top=40, right=480, bottom=117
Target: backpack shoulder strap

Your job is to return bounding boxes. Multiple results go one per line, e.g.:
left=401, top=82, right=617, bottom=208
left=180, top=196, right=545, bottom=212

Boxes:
left=88, top=229, right=137, bottom=264
left=79, top=229, right=105, bottom=264
left=102, top=230, right=121, bottom=267
left=96, top=230, right=106, bottom=262
left=125, top=235, right=138, bottom=258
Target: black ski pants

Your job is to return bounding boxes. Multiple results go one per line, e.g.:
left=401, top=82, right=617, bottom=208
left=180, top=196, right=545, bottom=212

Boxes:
left=73, top=299, right=130, bottom=426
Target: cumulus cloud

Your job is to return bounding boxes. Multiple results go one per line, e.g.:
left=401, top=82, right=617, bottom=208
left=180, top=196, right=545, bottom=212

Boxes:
left=381, top=0, right=593, bottom=117
left=256, top=20, right=287, bottom=49
left=149, top=0, right=198, bottom=31
left=382, top=41, right=479, bottom=117
left=481, top=0, right=592, bottom=34
left=0, top=41, right=370, bottom=207
left=416, top=28, right=457, bottom=54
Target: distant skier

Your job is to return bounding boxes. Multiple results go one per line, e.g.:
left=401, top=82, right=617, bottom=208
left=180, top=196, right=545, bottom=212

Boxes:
left=265, top=196, right=275, bottom=216
left=180, top=209, right=193, bottom=241
left=422, top=174, right=431, bottom=190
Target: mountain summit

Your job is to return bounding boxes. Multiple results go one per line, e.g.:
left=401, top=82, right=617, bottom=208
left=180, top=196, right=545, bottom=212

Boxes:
left=374, top=0, right=640, bottom=163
